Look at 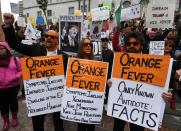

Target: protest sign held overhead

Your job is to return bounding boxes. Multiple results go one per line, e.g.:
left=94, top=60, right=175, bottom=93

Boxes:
left=59, top=15, right=82, bottom=54
left=121, top=4, right=141, bottom=21
left=107, top=53, right=173, bottom=131
left=90, top=21, right=103, bottom=41
left=21, top=56, right=65, bottom=117
left=91, top=7, right=109, bottom=21
left=61, top=58, right=108, bottom=124
left=149, top=41, right=165, bottom=55
left=146, top=3, right=175, bottom=28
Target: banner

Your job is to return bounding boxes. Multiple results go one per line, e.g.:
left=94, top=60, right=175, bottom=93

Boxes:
left=91, top=7, right=109, bottom=21
left=107, top=53, right=172, bottom=131
left=146, top=3, right=175, bottom=28
left=59, top=15, right=82, bottom=54
left=61, top=58, right=108, bottom=124
left=149, top=41, right=165, bottom=55
left=21, top=56, right=65, bottom=117
left=121, top=4, right=141, bottom=21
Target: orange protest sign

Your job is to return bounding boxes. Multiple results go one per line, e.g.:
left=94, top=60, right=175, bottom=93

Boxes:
left=112, top=53, right=170, bottom=87
left=66, top=58, right=108, bottom=92
left=21, top=55, right=64, bottom=80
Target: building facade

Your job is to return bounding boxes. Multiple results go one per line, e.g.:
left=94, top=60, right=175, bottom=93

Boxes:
left=23, top=0, right=179, bottom=25
left=18, top=1, right=24, bottom=17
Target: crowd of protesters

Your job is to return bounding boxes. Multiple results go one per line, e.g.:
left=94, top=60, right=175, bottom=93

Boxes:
left=0, top=11, right=180, bottom=131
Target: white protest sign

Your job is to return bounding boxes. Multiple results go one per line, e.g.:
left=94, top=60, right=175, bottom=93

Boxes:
left=149, top=41, right=165, bottom=55
left=100, top=0, right=112, bottom=3
left=17, top=17, right=26, bottom=27
left=107, top=53, right=172, bottom=131
left=21, top=56, right=65, bottom=117
left=146, top=3, right=175, bottom=28
left=121, top=4, right=141, bottom=21
left=61, top=58, right=108, bottom=124
left=91, top=7, right=109, bottom=21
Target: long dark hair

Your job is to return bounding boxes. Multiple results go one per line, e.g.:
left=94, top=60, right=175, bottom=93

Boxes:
left=76, top=38, right=95, bottom=60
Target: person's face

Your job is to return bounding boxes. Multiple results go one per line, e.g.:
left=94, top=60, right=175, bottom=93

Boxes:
left=45, top=30, right=59, bottom=51
left=0, top=46, right=6, bottom=55
left=83, top=39, right=93, bottom=55
left=69, top=27, right=78, bottom=38
left=101, top=39, right=109, bottom=50
left=148, top=32, right=156, bottom=40
left=125, top=37, right=141, bottom=53
left=109, top=33, right=114, bottom=40
left=164, top=40, right=174, bottom=55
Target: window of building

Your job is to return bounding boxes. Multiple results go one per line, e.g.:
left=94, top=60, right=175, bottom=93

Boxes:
left=47, top=19, right=52, bottom=25
left=47, top=10, right=52, bottom=17
left=27, top=13, right=29, bottom=17
left=123, top=1, right=131, bottom=8
left=81, top=5, right=87, bottom=14
left=37, top=11, right=42, bottom=16
left=68, top=7, right=74, bottom=15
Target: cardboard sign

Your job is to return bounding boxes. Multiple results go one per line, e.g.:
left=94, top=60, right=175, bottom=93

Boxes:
left=61, top=58, right=108, bottom=124
left=59, top=15, right=82, bottom=54
left=21, top=56, right=65, bottom=117
left=91, top=7, right=109, bottom=21
left=121, top=4, right=141, bottom=21
left=146, top=3, right=175, bottom=28
left=149, top=41, right=165, bottom=55
left=107, top=53, right=173, bottom=131
left=112, top=53, right=170, bottom=87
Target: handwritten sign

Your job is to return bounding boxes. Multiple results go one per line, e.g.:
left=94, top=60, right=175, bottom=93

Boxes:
left=21, top=56, right=64, bottom=117
left=146, top=3, right=175, bottom=28
left=149, top=41, right=165, bottom=55
left=121, top=4, right=141, bottom=21
left=61, top=58, right=108, bottom=124
left=107, top=53, right=173, bottom=131
left=91, top=7, right=109, bottom=21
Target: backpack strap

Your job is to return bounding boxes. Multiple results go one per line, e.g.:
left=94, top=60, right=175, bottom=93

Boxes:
left=14, top=57, right=18, bottom=71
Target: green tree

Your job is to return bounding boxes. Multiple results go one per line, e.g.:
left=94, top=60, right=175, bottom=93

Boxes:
left=36, top=0, right=48, bottom=26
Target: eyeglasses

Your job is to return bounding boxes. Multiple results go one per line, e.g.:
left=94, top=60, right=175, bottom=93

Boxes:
left=125, top=42, right=139, bottom=46
left=45, top=34, right=57, bottom=39
left=83, top=43, right=93, bottom=47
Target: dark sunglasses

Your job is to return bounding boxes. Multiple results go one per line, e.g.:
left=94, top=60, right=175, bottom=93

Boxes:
left=125, top=42, right=139, bottom=46
left=45, top=35, right=57, bottom=39
left=83, top=42, right=93, bottom=47
left=101, top=39, right=109, bottom=42
left=165, top=44, right=173, bottom=48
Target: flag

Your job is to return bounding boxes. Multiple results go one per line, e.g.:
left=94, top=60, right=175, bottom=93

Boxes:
left=115, top=5, right=121, bottom=25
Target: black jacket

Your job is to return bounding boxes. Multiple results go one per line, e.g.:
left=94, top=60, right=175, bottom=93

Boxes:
left=3, top=26, right=68, bottom=74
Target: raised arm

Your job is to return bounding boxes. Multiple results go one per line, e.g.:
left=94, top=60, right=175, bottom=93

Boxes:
left=2, top=13, right=34, bottom=56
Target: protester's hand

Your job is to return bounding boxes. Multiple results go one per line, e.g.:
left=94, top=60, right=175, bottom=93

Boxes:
left=3, top=13, right=14, bottom=27
left=162, top=89, right=173, bottom=101
left=107, top=79, right=112, bottom=88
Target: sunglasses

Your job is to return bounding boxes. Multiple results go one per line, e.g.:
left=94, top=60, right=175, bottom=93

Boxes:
left=125, top=42, right=139, bottom=46
left=45, top=34, right=57, bottom=39
left=101, top=39, right=109, bottom=42
left=165, top=44, right=173, bottom=48
left=83, top=42, right=93, bottom=47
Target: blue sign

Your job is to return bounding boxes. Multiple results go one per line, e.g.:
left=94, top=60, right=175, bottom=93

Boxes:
left=36, top=16, right=44, bottom=25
